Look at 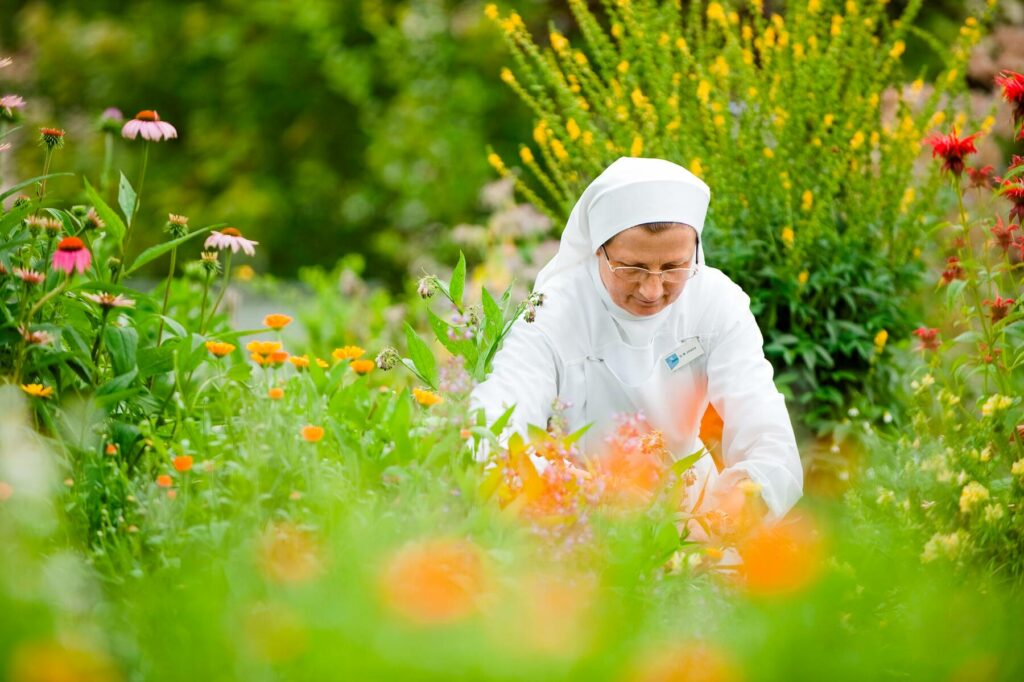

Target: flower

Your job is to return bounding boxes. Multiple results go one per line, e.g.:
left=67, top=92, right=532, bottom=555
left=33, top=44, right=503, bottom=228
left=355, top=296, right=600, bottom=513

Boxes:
left=83, top=291, right=135, bottom=309
left=173, top=455, right=194, bottom=473
left=263, top=313, right=292, bottom=330
left=38, top=127, right=66, bottom=150
left=966, top=165, right=994, bottom=189
left=268, top=387, right=284, bottom=400
left=417, top=277, right=436, bottom=299
left=84, top=208, right=104, bottom=230
left=332, top=345, right=365, bottom=362
left=315, top=358, right=329, bottom=369
left=983, top=295, right=1015, bottom=322
left=912, top=327, right=940, bottom=351
left=105, top=443, right=118, bottom=456
left=350, top=359, right=374, bottom=375
left=13, top=268, right=45, bottom=285
left=301, top=425, right=324, bottom=442
left=995, top=70, right=1024, bottom=131
left=20, top=383, right=53, bottom=399
left=252, top=350, right=289, bottom=367
left=205, top=341, right=236, bottom=357
left=379, top=537, right=487, bottom=625
left=412, top=387, right=443, bottom=407
left=1012, top=459, right=1024, bottom=478
left=288, top=355, right=310, bottom=370
left=981, top=394, right=1013, bottom=417
left=626, top=642, right=742, bottom=682
left=921, top=530, right=966, bottom=563
left=19, top=326, right=53, bottom=345
left=923, top=128, right=980, bottom=176
left=258, top=522, right=323, bottom=584
left=958, top=481, right=990, bottom=514
left=780, top=226, right=795, bottom=247
left=939, top=256, right=964, bottom=285
left=0, top=94, right=26, bottom=119
left=738, top=511, right=824, bottom=596
left=797, top=270, right=809, bottom=285
left=52, top=237, right=92, bottom=275
left=164, top=213, right=189, bottom=238
left=98, top=107, right=124, bottom=134
left=246, top=340, right=282, bottom=355
left=121, top=110, right=178, bottom=141
left=873, top=329, right=888, bottom=353
left=991, top=216, right=1018, bottom=252
left=376, top=347, right=401, bottom=371
left=156, top=474, right=173, bottom=488
left=999, top=175, right=1024, bottom=224
left=204, top=227, right=258, bottom=256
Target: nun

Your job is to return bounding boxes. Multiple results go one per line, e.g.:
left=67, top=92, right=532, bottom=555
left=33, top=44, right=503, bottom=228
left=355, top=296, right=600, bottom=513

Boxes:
left=470, top=157, right=803, bottom=525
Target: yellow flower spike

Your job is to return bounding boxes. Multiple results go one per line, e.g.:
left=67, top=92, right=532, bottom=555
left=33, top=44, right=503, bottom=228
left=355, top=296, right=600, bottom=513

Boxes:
left=874, top=329, right=888, bottom=353
left=581, top=130, right=594, bottom=146
left=630, top=88, right=645, bottom=108
left=675, top=37, right=688, bottom=52
left=849, top=131, right=865, bottom=150
left=549, top=31, right=568, bottom=52
left=574, top=51, right=588, bottom=66
left=808, top=0, right=821, bottom=13
left=611, top=23, right=622, bottom=38
left=487, top=152, right=506, bottom=173
left=801, top=190, right=813, bottom=212
left=20, top=383, right=54, bottom=399
left=728, top=11, right=739, bottom=25
left=696, top=80, right=711, bottom=105
left=981, top=115, right=995, bottom=132
left=781, top=226, right=795, bottom=247
left=484, top=3, right=498, bottom=20
left=946, top=69, right=958, bottom=85
left=500, top=68, right=515, bottom=84
left=928, top=111, right=945, bottom=128
left=710, top=56, right=729, bottom=78
left=519, top=146, right=534, bottom=164
left=630, top=136, right=644, bottom=157
left=845, top=0, right=858, bottom=14
left=741, top=25, right=753, bottom=41
left=689, top=158, right=703, bottom=176
left=792, top=43, right=804, bottom=59
left=798, top=271, right=809, bottom=286
left=617, top=60, right=630, bottom=74
left=533, top=121, right=548, bottom=146
left=889, top=40, right=905, bottom=59
left=706, top=2, right=726, bottom=24
left=551, top=139, right=569, bottom=162
left=566, top=118, right=581, bottom=141
left=831, top=15, right=843, bottom=37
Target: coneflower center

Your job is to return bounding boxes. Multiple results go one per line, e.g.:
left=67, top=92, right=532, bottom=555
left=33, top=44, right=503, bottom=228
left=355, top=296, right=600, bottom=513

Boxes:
left=57, top=237, right=85, bottom=252
left=136, top=110, right=159, bottom=121
left=221, top=227, right=242, bottom=237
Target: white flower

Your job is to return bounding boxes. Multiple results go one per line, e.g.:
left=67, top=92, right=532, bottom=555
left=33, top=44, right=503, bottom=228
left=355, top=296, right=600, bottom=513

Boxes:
left=204, top=227, right=258, bottom=257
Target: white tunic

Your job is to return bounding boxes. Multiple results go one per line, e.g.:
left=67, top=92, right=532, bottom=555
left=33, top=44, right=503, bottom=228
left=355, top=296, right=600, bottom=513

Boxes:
left=469, top=257, right=803, bottom=520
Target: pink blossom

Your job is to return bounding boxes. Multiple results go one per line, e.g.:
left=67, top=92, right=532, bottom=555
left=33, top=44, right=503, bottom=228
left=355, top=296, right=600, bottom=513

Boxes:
left=0, top=94, right=25, bottom=119
left=83, top=292, right=135, bottom=309
left=121, top=110, right=177, bottom=142
left=13, top=268, right=45, bottom=285
left=52, top=236, right=92, bottom=275
left=204, top=227, right=258, bottom=257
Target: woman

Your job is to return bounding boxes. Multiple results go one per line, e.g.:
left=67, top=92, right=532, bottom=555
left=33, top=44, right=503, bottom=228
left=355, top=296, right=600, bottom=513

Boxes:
left=470, top=157, right=802, bottom=524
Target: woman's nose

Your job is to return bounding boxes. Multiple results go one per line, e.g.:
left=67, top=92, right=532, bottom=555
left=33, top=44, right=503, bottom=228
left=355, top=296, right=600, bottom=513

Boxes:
left=638, top=273, right=664, bottom=300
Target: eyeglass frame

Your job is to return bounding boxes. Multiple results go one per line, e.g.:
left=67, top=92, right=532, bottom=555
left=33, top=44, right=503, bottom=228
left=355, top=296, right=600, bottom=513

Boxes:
left=600, top=236, right=700, bottom=283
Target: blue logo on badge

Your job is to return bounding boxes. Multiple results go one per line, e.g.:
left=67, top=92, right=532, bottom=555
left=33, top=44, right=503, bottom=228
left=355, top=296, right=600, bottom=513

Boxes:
left=664, top=353, right=680, bottom=370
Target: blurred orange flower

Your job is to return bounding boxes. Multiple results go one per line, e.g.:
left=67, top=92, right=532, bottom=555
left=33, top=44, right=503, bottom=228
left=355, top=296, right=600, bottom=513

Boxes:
left=350, top=359, right=374, bottom=375
left=268, top=387, right=284, bottom=400
left=332, top=345, right=365, bottom=361
left=288, top=355, right=310, bottom=369
left=263, top=313, right=292, bottom=330
left=626, top=640, right=743, bottom=682
left=737, top=511, right=825, bottom=596
left=9, top=639, right=121, bottom=682
left=258, top=522, right=323, bottom=584
left=252, top=350, right=289, bottom=367
left=173, top=455, right=193, bottom=473
left=20, top=383, right=53, bottom=399
left=379, top=537, right=487, bottom=625
left=412, top=387, right=443, bottom=407
left=301, top=425, right=324, bottom=442
left=156, top=474, right=173, bottom=488
left=205, top=341, right=236, bottom=357
left=247, top=340, right=282, bottom=355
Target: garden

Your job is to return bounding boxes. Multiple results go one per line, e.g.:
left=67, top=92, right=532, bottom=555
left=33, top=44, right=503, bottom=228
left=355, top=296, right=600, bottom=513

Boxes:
left=1, top=0, right=1023, bottom=679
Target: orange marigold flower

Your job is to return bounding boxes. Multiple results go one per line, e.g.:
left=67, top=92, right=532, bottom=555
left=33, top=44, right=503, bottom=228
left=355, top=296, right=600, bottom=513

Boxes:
left=332, top=345, right=365, bottom=361
left=301, top=425, right=325, bottom=442
left=289, top=355, right=310, bottom=369
left=20, top=383, right=54, bottom=399
left=263, top=313, right=293, bottom=330
left=252, top=350, right=289, bottom=367
left=247, top=340, right=282, bottom=355
left=412, top=387, right=443, bottom=407
left=105, top=443, right=118, bottom=456
left=205, top=340, right=236, bottom=357
left=173, top=455, right=194, bottom=473
left=737, top=511, right=825, bottom=596
left=167, top=489, right=177, bottom=499
left=379, top=537, right=487, bottom=625
left=156, top=474, right=173, bottom=488
left=268, top=387, right=285, bottom=400
left=350, top=359, right=375, bottom=375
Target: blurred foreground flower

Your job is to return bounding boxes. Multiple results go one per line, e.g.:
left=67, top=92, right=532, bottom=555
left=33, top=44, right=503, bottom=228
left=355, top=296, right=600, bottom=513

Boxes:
left=412, top=387, right=443, bottom=406
left=9, top=639, right=121, bottom=682
left=52, top=237, right=92, bottom=274
left=350, top=359, right=374, bottom=375
left=736, top=511, right=824, bottom=596
left=379, top=537, right=487, bottom=625
left=0, top=94, right=25, bottom=120
left=172, top=455, right=193, bottom=473
left=82, top=292, right=135, bottom=309
left=301, top=425, right=324, bottom=443
left=121, top=110, right=177, bottom=141
left=625, top=640, right=743, bottom=682
left=205, top=341, right=235, bottom=358
left=258, top=522, right=323, bottom=584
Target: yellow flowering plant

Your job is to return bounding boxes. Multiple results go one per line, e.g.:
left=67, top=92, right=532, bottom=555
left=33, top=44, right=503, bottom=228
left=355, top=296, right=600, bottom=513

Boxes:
left=484, top=0, right=994, bottom=431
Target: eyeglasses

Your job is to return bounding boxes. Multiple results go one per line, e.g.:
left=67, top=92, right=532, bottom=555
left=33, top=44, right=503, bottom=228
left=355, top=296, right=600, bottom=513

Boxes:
left=601, top=246, right=699, bottom=284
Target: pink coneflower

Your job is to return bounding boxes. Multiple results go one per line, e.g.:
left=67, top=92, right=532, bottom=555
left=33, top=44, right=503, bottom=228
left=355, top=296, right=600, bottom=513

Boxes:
left=18, top=326, right=53, bottom=345
left=204, top=227, right=258, bottom=256
left=923, top=128, right=980, bottom=177
left=913, top=327, right=940, bottom=351
left=983, top=295, right=1015, bottom=323
left=121, top=110, right=177, bottom=141
left=13, top=268, right=45, bottom=285
left=52, top=236, right=91, bottom=275
left=0, top=94, right=25, bottom=119
left=98, top=107, right=123, bottom=134
left=83, top=292, right=135, bottom=309
left=995, top=70, right=1024, bottom=131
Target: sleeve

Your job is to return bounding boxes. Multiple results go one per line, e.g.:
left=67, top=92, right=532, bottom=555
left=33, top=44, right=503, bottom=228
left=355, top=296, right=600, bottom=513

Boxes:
left=468, top=318, right=562, bottom=462
left=705, top=292, right=804, bottom=520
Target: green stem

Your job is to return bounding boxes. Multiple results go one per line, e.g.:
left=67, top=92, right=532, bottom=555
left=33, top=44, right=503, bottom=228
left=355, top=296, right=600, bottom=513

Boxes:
left=198, top=271, right=212, bottom=331
left=100, top=132, right=114, bottom=194
left=156, top=247, right=177, bottom=346
left=91, top=307, right=112, bottom=368
left=120, top=142, right=149, bottom=271
left=202, top=252, right=232, bottom=333
left=38, top=148, right=53, bottom=199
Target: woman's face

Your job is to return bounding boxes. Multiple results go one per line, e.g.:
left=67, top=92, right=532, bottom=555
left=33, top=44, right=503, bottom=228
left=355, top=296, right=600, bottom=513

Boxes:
left=596, top=224, right=697, bottom=316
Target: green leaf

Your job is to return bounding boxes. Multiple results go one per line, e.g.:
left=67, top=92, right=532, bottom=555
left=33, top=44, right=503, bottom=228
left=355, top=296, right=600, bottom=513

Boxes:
left=527, top=423, right=549, bottom=443
left=137, top=345, right=175, bottom=378
left=83, top=177, right=126, bottom=243
left=1, top=201, right=35, bottom=237
left=95, top=367, right=140, bottom=408
left=103, top=325, right=138, bottom=376
left=489, top=404, right=516, bottom=437
left=118, top=172, right=137, bottom=227
left=404, top=323, right=438, bottom=389
left=481, top=285, right=503, bottom=340
left=125, top=227, right=211, bottom=276
left=225, top=362, right=252, bottom=383
left=450, top=251, right=466, bottom=311
left=0, top=172, right=74, bottom=202
left=671, top=448, right=707, bottom=476
left=563, top=422, right=592, bottom=446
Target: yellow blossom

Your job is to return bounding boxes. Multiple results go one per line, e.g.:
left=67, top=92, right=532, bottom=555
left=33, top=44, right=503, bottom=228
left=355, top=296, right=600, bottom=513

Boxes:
left=667, top=95, right=679, bottom=110
left=900, top=187, right=915, bottom=213
left=742, top=25, right=753, bottom=41
left=981, top=115, right=995, bottom=132
left=1011, top=459, right=1024, bottom=478
left=763, top=147, right=775, bottom=159
left=666, top=119, right=681, bottom=131
left=983, top=504, right=1004, bottom=523
left=706, top=2, right=727, bottom=24
left=550, top=31, right=568, bottom=52
left=696, top=80, right=711, bottom=105
left=850, top=130, right=865, bottom=149
left=533, top=121, right=548, bottom=146
left=710, top=56, right=729, bottom=78
left=823, top=113, right=834, bottom=127
left=630, top=88, right=646, bottom=108
left=566, top=118, right=581, bottom=141
left=582, top=130, right=594, bottom=146
left=630, top=136, right=643, bottom=157
left=487, top=153, right=506, bottom=173
left=781, top=226, right=795, bottom=247
left=801, top=190, right=813, bottom=212
left=808, top=0, right=821, bottom=13
left=910, top=78, right=924, bottom=94
left=20, top=383, right=53, bottom=399
left=921, top=531, right=965, bottom=563
left=889, top=40, right=905, bottom=59
left=332, top=345, right=365, bottom=362
left=728, top=11, right=739, bottom=25
left=831, top=15, right=843, bottom=37
left=874, top=329, right=888, bottom=353
left=519, top=147, right=534, bottom=164
left=658, top=32, right=670, bottom=47
left=793, top=43, right=805, bottom=59
left=412, top=387, right=443, bottom=407
left=869, top=131, right=880, bottom=147
left=714, top=114, right=726, bottom=128
left=500, top=68, right=515, bottom=84
left=946, top=69, right=958, bottom=85
left=484, top=4, right=498, bottom=20
left=611, top=23, right=622, bottom=38
left=675, top=37, right=688, bottom=52
left=742, top=49, right=754, bottom=65
left=689, top=158, right=703, bottom=176
left=617, top=60, right=630, bottom=74
left=981, top=394, right=1013, bottom=417
left=550, top=139, right=569, bottom=162
left=798, top=270, right=809, bottom=285
left=747, top=87, right=758, bottom=98
left=959, top=481, right=990, bottom=514
left=574, top=51, right=588, bottom=66
left=845, top=0, right=858, bottom=14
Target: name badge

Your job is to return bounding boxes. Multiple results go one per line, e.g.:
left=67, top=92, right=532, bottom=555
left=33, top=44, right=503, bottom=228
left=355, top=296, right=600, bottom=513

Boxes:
left=663, top=337, right=704, bottom=372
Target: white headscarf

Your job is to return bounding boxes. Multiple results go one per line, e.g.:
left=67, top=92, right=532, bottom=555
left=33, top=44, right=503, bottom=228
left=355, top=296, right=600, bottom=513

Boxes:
left=533, top=157, right=711, bottom=292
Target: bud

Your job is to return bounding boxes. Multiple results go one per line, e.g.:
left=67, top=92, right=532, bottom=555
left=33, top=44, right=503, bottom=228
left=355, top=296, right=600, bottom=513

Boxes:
left=200, top=251, right=221, bottom=276
left=12, top=194, right=31, bottom=208
left=375, top=347, right=401, bottom=371
left=38, top=127, right=66, bottom=150
left=84, top=207, right=105, bottom=230
left=529, top=291, right=545, bottom=307
left=70, top=205, right=89, bottom=219
left=417, top=277, right=436, bottom=299
left=106, top=256, right=122, bottom=277
left=98, top=107, right=124, bottom=134
left=524, top=304, right=536, bottom=323
left=164, top=213, right=190, bottom=239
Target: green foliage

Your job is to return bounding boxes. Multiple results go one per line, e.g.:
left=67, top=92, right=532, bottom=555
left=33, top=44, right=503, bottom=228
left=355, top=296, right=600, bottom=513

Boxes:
left=485, top=0, right=995, bottom=432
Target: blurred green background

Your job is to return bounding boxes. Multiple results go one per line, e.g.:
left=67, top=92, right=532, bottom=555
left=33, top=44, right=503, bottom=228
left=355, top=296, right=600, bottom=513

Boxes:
left=0, top=0, right=974, bottom=287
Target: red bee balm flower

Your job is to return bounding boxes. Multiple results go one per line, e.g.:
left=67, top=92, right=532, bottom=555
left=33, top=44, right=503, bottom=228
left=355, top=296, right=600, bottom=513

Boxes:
left=966, top=165, right=994, bottom=189
left=923, top=128, right=980, bottom=177
left=999, top=176, right=1024, bottom=224
left=913, top=327, right=940, bottom=351
left=983, top=295, right=1015, bottom=323
left=122, top=110, right=177, bottom=141
left=995, top=70, right=1024, bottom=134
left=939, top=256, right=964, bottom=285
left=52, top=237, right=92, bottom=274
left=991, top=216, right=1018, bottom=252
